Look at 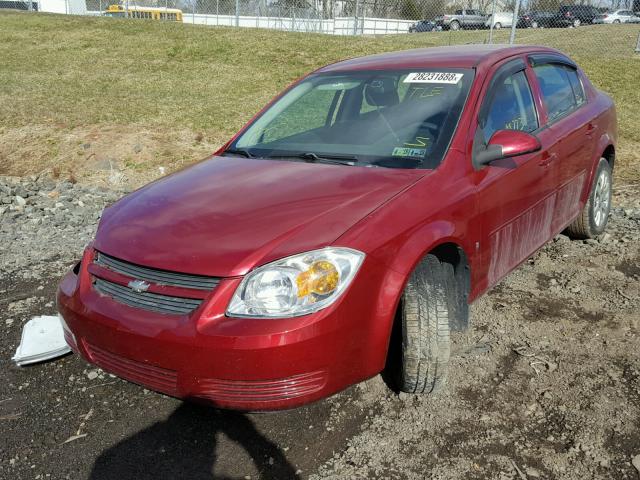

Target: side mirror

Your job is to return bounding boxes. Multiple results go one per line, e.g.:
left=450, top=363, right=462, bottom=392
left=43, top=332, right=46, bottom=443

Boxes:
left=474, top=130, right=542, bottom=169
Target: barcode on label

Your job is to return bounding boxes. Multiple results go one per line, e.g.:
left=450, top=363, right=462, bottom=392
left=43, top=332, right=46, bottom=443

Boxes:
left=404, top=72, right=464, bottom=84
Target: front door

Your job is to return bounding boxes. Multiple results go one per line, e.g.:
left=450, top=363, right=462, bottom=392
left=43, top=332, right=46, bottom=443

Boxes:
left=472, top=58, right=558, bottom=288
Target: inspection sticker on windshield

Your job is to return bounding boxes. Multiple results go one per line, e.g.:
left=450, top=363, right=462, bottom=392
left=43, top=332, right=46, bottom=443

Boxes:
left=404, top=72, right=464, bottom=84
left=392, top=147, right=426, bottom=157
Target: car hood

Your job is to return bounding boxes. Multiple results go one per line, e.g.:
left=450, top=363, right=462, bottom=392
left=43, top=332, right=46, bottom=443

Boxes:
left=95, top=156, right=424, bottom=277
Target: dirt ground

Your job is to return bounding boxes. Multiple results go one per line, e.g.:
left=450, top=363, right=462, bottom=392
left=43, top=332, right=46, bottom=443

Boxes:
left=1, top=174, right=639, bottom=480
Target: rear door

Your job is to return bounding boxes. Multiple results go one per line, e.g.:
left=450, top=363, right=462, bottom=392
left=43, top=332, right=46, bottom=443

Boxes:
left=528, top=55, right=595, bottom=233
left=472, top=57, right=558, bottom=288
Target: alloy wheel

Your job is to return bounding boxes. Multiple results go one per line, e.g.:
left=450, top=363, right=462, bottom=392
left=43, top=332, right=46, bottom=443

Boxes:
left=593, top=170, right=611, bottom=228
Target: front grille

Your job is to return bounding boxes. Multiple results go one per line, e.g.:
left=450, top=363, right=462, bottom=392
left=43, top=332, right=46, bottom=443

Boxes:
left=95, top=251, right=219, bottom=290
left=85, top=342, right=178, bottom=396
left=94, top=278, right=202, bottom=315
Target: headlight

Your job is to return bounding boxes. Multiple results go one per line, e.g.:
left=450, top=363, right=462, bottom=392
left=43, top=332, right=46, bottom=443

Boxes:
left=226, top=247, right=365, bottom=318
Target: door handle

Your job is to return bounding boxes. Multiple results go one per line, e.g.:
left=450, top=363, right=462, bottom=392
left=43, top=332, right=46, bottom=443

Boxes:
left=538, top=152, right=557, bottom=167
left=586, top=123, right=597, bottom=136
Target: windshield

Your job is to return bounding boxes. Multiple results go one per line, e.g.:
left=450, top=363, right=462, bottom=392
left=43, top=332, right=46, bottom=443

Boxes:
left=230, top=69, right=474, bottom=169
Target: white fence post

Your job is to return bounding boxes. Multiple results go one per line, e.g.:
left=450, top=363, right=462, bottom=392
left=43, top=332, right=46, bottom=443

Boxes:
left=509, top=0, right=520, bottom=45
left=353, top=0, right=360, bottom=35
left=488, top=0, right=497, bottom=44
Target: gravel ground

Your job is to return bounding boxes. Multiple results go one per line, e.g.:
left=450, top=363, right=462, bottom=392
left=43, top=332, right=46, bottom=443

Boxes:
left=1, top=174, right=639, bottom=480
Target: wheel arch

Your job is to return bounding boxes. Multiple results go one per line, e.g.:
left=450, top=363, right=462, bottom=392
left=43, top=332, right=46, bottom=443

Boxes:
left=582, top=136, right=615, bottom=204
left=379, top=238, right=472, bottom=373
left=602, top=144, right=615, bottom=171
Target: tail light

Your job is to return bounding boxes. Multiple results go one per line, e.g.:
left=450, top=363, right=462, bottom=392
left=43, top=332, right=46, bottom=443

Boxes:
left=565, top=11, right=572, bottom=17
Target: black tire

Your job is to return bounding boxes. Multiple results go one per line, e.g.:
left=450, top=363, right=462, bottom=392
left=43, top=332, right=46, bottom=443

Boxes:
left=566, top=158, right=612, bottom=239
left=613, top=19, right=621, bottom=23
left=397, top=255, right=451, bottom=394
left=572, top=18, right=581, bottom=27
left=443, top=262, right=470, bottom=332
left=532, top=20, right=539, bottom=28
left=450, top=20, right=460, bottom=31
left=494, top=22, right=502, bottom=29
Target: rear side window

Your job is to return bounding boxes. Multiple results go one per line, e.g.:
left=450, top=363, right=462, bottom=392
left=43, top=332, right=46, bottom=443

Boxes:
left=481, top=70, right=539, bottom=142
left=533, top=64, right=585, bottom=122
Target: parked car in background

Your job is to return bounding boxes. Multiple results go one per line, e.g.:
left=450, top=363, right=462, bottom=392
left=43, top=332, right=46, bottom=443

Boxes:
left=551, top=4, right=601, bottom=27
left=409, top=20, right=437, bottom=32
left=58, top=45, right=617, bottom=411
left=485, top=11, right=514, bottom=29
left=593, top=9, right=638, bottom=23
left=517, top=11, right=555, bottom=28
left=435, top=9, right=487, bottom=30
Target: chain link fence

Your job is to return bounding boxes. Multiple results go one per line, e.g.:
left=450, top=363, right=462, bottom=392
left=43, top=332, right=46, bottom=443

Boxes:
left=7, top=0, right=640, bottom=52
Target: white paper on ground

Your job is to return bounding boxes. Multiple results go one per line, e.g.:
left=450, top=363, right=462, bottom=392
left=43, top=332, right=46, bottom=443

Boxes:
left=12, top=315, right=71, bottom=366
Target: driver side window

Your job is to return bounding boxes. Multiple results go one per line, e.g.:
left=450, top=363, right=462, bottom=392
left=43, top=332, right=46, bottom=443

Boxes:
left=481, top=70, right=538, bottom=143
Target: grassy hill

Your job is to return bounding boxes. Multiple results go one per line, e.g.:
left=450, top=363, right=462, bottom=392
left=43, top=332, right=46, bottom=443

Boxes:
left=1, top=11, right=638, bottom=185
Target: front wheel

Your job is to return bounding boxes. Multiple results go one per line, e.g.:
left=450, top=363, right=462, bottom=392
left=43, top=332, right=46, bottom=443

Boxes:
left=396, top=255, right=451, bottom=394
left=494, top=22, right=502, bottom=29
left=566, top=158, right=612, bottom=239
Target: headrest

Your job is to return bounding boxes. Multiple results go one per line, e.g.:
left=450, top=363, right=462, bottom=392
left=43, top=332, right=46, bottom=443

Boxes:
left=364, top=77, right=399, bottom=108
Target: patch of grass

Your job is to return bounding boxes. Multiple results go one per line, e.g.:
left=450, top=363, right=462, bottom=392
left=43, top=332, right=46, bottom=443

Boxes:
left=0, top=11, right=638, bottom=183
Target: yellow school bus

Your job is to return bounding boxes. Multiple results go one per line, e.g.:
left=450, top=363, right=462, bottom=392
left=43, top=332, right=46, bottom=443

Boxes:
left=104, top=5, right=183, bottom=22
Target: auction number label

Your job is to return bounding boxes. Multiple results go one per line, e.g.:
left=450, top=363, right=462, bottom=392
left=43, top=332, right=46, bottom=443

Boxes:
left=404, top=72, right=464, bottom=84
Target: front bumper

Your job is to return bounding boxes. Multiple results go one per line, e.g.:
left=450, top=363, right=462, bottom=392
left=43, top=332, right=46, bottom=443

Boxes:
left=57, top=249, right=400, bottom=411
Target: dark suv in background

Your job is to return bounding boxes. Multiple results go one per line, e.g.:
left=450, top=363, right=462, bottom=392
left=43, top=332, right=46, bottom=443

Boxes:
left=553, top=5, right=601, bottom=26
left=517, top=11, right=556, bottom=28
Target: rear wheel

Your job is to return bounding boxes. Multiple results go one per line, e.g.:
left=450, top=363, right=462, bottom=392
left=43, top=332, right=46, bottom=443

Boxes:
left=494, top=22, right=502, bottom=29
left=450, top=20, right=461, bottom=30
left=532, top=20, right=539, bottom=28
left=396, top=255, right=451, bottom=394
left=613, top=19, right=621, bottom=23
left=572, top=18, right=581, bottom=27
left=566, top=158, right=612, bottom=239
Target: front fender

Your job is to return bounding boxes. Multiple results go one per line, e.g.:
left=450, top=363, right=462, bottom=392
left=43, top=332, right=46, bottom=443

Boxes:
left=369, top=220, right=461, bottom=276
left=344, top=223, right=473, bottom=373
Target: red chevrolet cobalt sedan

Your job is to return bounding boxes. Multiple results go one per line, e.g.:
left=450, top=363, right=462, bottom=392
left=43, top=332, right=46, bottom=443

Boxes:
left=58, top=45, right=616, bottom=410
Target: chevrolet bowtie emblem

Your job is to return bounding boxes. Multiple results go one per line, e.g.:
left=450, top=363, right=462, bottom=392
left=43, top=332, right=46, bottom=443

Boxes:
left=128, top=279, right=151, bottom=293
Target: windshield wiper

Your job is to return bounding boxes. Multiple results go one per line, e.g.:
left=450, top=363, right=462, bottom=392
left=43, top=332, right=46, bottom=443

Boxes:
left=267, top=152, right=359, bottom=166
left=222, top=148, right=255, bottom=158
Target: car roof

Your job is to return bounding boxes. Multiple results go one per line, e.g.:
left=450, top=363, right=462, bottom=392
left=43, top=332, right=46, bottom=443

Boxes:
left=317, top=44, right=561, bottom=72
